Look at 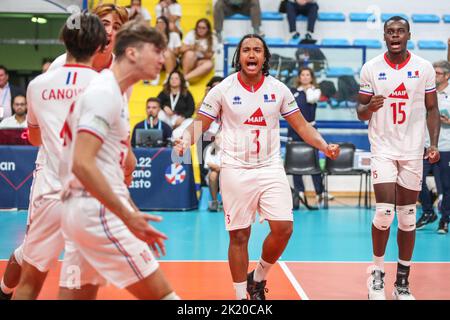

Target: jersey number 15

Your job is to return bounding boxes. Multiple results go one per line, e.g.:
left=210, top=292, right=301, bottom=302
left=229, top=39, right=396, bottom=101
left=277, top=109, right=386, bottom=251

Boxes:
left=390, top=102, right=406, bottom=125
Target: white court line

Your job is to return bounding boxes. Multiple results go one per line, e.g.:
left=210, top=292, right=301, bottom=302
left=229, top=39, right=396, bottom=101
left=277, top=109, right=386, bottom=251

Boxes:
left=278, top=261, right=309, bottom=300
left=280, top=261, right=450, bottom=264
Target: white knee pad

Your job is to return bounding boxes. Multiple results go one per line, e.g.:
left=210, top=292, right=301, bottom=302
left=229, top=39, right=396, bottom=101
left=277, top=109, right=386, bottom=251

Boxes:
left=397, top=204, right=416, bottom=232
left=13, top=244, right=24, bottom=266
left=372, top=203, right=395, bottom=230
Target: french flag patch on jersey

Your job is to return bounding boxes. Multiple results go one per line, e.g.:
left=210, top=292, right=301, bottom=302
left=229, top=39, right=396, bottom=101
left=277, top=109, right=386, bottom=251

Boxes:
left=263, top=94, right=276, bottom=103
left=65, top=72, right=78, bottom=85
left=407, top=70, right=419, bottom=79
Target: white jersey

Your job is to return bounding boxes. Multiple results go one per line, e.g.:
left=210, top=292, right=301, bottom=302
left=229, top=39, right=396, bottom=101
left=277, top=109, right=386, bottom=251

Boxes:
left=199, top=72, right=299, bottom=168
left=26, top=64, right=98, bottom=196
left=359, top=51, right=436, bottom=159
left=60, top=69, right=130, bottom=198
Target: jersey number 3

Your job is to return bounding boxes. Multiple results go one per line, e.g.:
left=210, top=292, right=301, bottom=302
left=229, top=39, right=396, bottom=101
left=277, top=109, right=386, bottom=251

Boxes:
left=390, top=102, right=406, bottom=125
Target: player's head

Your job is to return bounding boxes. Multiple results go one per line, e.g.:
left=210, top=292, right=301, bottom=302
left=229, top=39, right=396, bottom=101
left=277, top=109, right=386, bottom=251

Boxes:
left=383, top=16, right=410, bottom=54
left=296, top=67, right=317, bottom=87
left=12, top=94, right=27, bottom=116
left=433, top=60, right=450, bottom=87
left=41, top=58, right=53, bottom=73
left=60, top=12, right=108, bottom=63
left=205, top=76, right=223, bottom=94
left=114, top=20, right=166, bottom=80
left=92, top=3, right=129, bottom=55
left=146, top=97, right=161, bottom=118
left=232, top=34, right=271, bottom=77
left=0, top=65, right=8, bottom=87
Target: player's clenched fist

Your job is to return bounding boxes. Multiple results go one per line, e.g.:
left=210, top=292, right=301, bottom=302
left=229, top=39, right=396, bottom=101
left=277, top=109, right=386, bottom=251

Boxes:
left=367, top=95, right=386, bottom=112
left=325, top=144, right=340, bottom=160
left=173, top=137, right=190, bottom=156
left=424, top=145, right=440, bottom=164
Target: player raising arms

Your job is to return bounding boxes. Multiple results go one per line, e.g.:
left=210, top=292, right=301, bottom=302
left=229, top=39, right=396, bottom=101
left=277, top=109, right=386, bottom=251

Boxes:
left=57, top=21, right=178, bottom=300
left=175, top=34, right=340, bottom=300
left=357, top=16, right=440, bottom=300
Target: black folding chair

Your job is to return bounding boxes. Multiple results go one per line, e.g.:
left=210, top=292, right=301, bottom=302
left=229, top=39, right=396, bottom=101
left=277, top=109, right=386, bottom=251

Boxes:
left=284, top=141, right=323, bottom=210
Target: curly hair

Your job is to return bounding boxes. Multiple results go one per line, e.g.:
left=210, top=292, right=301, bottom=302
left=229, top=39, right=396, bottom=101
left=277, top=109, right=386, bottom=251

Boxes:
left=231, top=34, right=271, bottom=76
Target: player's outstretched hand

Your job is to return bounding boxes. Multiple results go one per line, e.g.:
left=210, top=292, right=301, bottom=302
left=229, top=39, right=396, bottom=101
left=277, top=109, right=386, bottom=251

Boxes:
left=173, top=137, right=189, bottom=156
left=325, top=144, right=340, bottom=160
left=368, top=95, right=386, bottom=112
left=124, top=212, right=168, bottom=257
left=424, top=146, right=440, bottom=164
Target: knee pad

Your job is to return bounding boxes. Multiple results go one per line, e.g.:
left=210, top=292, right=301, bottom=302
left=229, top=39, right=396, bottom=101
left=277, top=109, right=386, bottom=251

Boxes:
left=161, top=292, right=180, bottom=300
left=397, top=204, right=416, bottom=232
left=373, top=203, right=395, bottom=230
left=13, top=244, right=24, bottom=266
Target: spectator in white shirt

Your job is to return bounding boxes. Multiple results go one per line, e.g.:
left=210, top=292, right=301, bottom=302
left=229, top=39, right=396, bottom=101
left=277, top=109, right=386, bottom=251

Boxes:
left=155, top=15, right=181, bottom=74
left=204, top=131, right=222, bottom=211
left=0, top=94, right=27, bottom=128
left=180, top=18, right=217, bottom=83
left=128, top=0, right=152, bottom=25
left=156, top=0, right=182, bottom=36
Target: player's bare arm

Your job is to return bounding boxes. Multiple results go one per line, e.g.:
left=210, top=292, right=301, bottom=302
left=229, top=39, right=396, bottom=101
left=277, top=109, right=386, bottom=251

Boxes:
left=424, top=90, right=441, bottom=163
left=124, top=144, right=136, bottom=186
left=27, top=127, right=42, bottom=146
left=284, top=111, right=340, bottom=159
left=357, top=94, right=386, bottom=121
left=72, top=132, right=168, bottom=248
left=174, top=113, right=214, bottom=155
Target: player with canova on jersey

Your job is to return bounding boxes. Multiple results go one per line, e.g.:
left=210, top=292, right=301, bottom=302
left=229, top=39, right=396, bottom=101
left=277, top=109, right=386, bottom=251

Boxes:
left=357, top=16, right=440, bottom=300
left=0, top=13, right=108, bottom=300
left=174, top=34, right=340, bottom=300
left=58, top=21, right=178, bottom=300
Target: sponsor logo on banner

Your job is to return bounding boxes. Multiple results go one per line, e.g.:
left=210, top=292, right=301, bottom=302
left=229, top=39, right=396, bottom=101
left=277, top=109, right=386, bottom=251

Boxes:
left=165, top=163, right=186, bottom=185
left=388, top=83, right=409, bottom=99
left=244, top=108, right=267, bottom=126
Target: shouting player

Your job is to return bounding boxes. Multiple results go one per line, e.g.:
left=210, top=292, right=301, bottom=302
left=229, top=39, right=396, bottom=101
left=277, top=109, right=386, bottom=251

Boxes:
left=357, top=16, right=440, bottom=300
left=175, top=34, right=340, bottom=300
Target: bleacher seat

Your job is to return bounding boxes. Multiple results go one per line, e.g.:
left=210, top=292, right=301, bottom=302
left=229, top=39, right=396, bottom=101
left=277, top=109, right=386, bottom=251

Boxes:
left=318, top=12, right=346, bottom=22
left=417, top=40, right=447, bottom=50
left=265, top=37, right=286, bottom=45
left=381, top=13, right=409, bottom=22
left=443, top=15, right=450, bottom=23
left=349, top=13, right=375, bottom=22
left=326, top=67, right=354, bottom=78
left=224, top=37, right=240, bottom=45
left=353, top=39, right=382, bottom=49
left=226, top=13, right=249, bottom=20
left=296, top=15, right=307, bottom=21
left=261, top=11, right=284, bottom=21
left=411, top=14, right=440, bottom=23
left=407, top=41, right=415, bottom=50
left=321, top=38, right=350, bottom=46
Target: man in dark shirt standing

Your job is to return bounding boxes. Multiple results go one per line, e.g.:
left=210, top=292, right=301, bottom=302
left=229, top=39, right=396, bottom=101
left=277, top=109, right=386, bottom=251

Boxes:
left=131, top=97, right=172, bottom=147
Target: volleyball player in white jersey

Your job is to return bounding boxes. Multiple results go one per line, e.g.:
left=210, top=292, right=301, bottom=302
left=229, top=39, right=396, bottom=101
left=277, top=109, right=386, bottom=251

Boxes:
left=0, top=5, right=129, bottom=301
left=58, top=21, right=178, bottom=300
left=175, top=34, right=340, bottom=300
left=49, top=3, right=128, bottom=72
left=357, top=16, right=440, bottom=300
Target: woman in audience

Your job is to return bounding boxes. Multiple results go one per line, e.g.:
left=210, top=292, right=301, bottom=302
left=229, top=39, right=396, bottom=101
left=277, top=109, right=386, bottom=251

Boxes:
left=155, top=15, right=181, bottom=75
left=287, top=67, right=331, bottom=207
left=156, top=0, right=182, bottom=36
left=157, top=70, right=195, bottom=128
left=127, top=0, right=151, bottom=25
left=180, top=18, right=217, bottom=83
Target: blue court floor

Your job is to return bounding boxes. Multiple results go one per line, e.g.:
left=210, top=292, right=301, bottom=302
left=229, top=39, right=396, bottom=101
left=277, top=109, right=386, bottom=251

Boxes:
left=1, top=206, right=449, bottom=262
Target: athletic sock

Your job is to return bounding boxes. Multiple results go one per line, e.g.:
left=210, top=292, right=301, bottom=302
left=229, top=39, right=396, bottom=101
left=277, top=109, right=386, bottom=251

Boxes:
left=233, top=281, right=247, bottom=300
left=253, top=259, right=273, bottom=282
left=395, top=261, right=411, bottom=287
left=1, top=279, right=14, bottom=295
left=373, top=255, right=385, bottom=272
